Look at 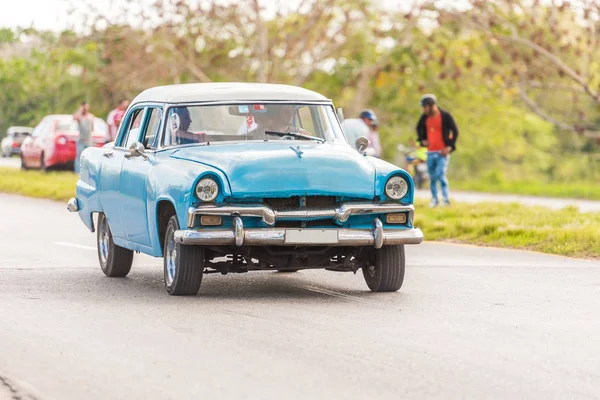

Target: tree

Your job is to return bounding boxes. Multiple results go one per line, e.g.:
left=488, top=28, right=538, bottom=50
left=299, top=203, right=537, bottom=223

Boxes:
left=445, top=0, right=600, bottom=139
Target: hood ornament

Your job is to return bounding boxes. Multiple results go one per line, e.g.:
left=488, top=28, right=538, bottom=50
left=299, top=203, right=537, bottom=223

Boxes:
left=290, top=145, right=303, bottom=158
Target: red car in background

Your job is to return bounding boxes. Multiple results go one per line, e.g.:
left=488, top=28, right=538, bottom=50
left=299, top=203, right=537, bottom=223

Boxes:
left=20, top=114, right=109, bottom=171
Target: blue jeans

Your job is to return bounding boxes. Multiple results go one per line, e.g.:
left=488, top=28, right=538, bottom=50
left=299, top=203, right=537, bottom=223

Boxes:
left=426, top=151, right=450, bottom=203
left=74, top=143, right=89, bottom=174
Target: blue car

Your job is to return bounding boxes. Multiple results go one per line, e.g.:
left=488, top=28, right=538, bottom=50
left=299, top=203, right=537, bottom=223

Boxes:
left=68, top=83, right=423, bottom=295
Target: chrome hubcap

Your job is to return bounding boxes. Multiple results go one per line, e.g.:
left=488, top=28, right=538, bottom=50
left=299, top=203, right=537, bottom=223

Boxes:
left=165, top=232, right=177, bottom=285
left=99, top=218, right=109, bottom=264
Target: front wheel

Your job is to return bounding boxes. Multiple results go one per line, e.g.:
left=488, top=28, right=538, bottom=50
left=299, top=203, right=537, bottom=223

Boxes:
left=163, top=215, right=204, bottom=295
left=97, top=213, right=134, bottom=277
left=40, top=152, right=48, bottom=172
left=362, top=245, right=405, bottom=292
left=20, top=154, right=28, bottom=170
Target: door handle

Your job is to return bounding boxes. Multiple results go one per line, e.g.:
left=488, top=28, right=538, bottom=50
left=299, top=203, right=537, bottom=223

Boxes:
left=103, top=151, right=114, bottom=158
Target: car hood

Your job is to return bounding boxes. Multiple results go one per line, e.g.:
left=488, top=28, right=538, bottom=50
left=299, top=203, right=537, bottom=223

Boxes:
left=171, top=142, right=376, bottom=199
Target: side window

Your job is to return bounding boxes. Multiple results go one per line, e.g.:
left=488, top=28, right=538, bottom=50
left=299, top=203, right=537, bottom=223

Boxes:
left=143, top=108, right=162, bottom=149
left=120, top=109, right=146, bottom=148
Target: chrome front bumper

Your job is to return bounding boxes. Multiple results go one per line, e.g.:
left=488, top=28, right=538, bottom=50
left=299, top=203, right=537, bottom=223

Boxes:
left=67, top=197, right=79, bottom=212
left=175, top=217, right=423, bottom=248
left=188, top=202, right=416, bottom=227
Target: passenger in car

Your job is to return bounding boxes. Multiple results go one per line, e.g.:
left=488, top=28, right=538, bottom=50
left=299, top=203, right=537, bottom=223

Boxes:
left=169, top=107, right=203, bottom=145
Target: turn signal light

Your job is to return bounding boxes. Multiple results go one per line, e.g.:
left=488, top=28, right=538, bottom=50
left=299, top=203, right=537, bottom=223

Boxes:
left=386, top=213, right=407, bottom=224
left=200, top=215, right=222, bottom=226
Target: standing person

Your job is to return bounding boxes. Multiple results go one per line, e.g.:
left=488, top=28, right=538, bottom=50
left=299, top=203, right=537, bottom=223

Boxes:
left=416, top=94, right=459, bottom=207
left=107, top=99, right=129, bottom=142
left=73, top=102, right=95, bottom=174
left=358, top=109, right=382, bottom=157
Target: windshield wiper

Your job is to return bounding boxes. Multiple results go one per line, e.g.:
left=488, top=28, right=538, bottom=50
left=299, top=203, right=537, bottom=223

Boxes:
left=264, top=131, right=325, bottom=143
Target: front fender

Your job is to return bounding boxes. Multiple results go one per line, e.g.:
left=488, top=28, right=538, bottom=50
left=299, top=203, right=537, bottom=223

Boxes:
left=146, top=156, right=231, bottom=255
left=368, top=156, right=414, bottom=204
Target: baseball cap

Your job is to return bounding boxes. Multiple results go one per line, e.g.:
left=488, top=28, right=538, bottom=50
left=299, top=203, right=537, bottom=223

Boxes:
left=420, top=94, right=437, bottom=107
left=359, top=109, right=378, bottom=122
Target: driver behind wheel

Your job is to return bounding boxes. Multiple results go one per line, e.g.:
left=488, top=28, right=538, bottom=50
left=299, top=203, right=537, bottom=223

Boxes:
left=250, top=105, right=312, bottom=139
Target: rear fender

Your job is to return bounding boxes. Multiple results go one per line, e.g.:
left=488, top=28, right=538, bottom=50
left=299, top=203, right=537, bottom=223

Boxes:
left=75, top=147, right=104, bottom=232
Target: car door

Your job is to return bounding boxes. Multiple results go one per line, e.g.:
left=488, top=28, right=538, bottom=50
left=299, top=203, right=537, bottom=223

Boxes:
left=27, top=118, right=48, bottom=167
left=119, top=106, right=162, bottom=247
left=99, top=107, right=146, bottom=242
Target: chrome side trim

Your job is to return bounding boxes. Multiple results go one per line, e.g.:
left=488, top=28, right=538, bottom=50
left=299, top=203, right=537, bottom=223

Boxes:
left=174, top=227, right=423, bottom=247
left=67, top=197, right=79, bottom=212
left=188, top=203, right=415, bottom=228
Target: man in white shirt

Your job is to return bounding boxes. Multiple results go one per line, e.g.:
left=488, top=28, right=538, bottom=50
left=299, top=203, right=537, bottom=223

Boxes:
left=358, top=109, right=382, bottom=157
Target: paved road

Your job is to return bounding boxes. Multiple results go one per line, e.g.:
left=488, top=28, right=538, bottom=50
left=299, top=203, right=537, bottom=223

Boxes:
left=415, top=189, right=600, bottom=213
left=0, top=156, right=20, bottom=169
left=1, top=194, right=600, bottom=399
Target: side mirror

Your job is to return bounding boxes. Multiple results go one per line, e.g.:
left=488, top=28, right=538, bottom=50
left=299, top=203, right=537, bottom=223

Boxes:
left=125, top=141, right=148, bottom=160
left=355, top=136, right=369, bottom=153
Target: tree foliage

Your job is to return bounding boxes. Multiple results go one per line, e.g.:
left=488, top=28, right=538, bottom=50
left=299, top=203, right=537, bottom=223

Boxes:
left=0, top=0, right=598, bottom=184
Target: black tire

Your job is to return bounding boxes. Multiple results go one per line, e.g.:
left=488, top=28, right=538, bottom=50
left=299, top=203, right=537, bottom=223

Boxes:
left=20, top=154, right=28, bottom=170
left=97, top=212, right=134, bottom=277
left=40, top=153, right=48, bottom=172
left=163, top=215, right=204, bottom=295
left=362, top=245, right=405, bottom=292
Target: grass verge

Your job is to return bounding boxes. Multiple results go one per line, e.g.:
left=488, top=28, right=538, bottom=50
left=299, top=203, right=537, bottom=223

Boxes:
left=415, top=199, right=600, bottom=259
left=0, top=167, right=77, bottom=202
left=0, top=167, right=598, bottom=259
left=452, top=179, right=600, bottom=201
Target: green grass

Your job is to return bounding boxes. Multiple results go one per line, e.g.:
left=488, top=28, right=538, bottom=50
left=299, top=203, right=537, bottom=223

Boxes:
left=415, top=199, right=600, bottom=259
left=1, top=167, right=599, bottom=259
left=0, top=167, right=77, bottom=202
left=452, top=179, right=600, bottom=201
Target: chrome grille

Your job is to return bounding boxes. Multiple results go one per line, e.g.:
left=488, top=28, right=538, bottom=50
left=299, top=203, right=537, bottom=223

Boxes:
left=263, top=196, right=338, bottom=210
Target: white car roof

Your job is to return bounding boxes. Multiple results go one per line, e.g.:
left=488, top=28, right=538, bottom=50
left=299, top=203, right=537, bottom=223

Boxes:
left=7, top=126, right=33, bottom=134
left=131, top=82, right=330, bottom=104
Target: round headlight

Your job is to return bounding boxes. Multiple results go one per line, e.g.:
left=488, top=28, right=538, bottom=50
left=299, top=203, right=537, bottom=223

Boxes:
left=385, top=176, right=408, bottom=200
left=195, top=178, right=219, bottom=202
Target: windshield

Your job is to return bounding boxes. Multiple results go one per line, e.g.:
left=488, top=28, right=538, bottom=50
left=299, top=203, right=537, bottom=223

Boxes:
left=162, top=103, right=345, bottom=147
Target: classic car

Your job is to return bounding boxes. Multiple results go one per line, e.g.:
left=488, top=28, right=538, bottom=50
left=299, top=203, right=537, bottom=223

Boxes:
left=1, top=126, right=33, bottom=157
left=21, top=115, right=108, bottom=171
left=68, top=83, right=423, bottom=295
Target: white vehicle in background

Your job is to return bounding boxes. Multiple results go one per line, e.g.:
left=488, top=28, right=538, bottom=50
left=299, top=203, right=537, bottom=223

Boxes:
left=1, top=126, right=33, bottom=157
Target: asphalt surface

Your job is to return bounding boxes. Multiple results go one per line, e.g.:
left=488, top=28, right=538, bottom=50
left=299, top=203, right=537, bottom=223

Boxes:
left=1, top=193, right=600, bottom=399
left=0, top=156, right=20, bottom=169
left=414, top=189, right=600, bottom=213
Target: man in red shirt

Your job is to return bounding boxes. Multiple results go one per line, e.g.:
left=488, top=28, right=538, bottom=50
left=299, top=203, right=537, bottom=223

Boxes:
left=416, top=94, right=459, bottom=207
